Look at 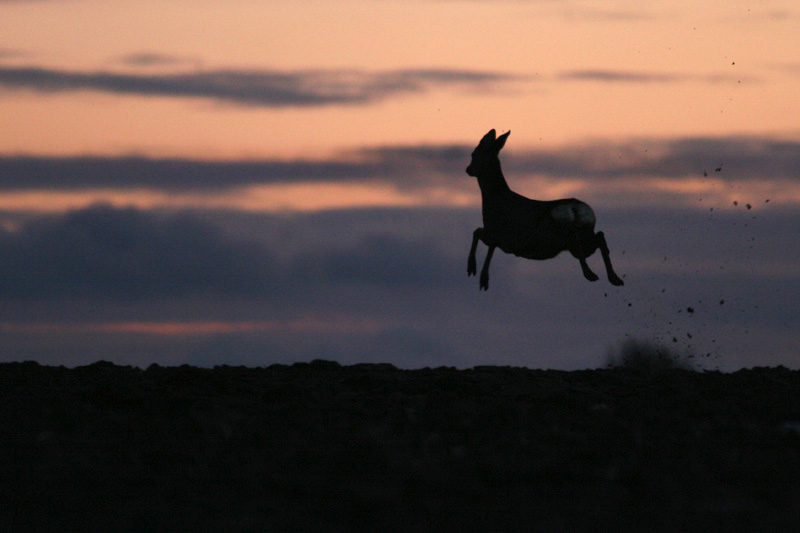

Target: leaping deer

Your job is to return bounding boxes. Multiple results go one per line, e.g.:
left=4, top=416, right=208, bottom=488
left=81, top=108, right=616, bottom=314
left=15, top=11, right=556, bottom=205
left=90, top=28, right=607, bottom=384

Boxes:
left=466, top=129, right=624, bottom=290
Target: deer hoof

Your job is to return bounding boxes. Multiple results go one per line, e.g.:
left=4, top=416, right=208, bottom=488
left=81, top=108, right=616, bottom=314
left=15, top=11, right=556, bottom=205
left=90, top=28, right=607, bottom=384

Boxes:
left=609, top=275, right=624, bottom=286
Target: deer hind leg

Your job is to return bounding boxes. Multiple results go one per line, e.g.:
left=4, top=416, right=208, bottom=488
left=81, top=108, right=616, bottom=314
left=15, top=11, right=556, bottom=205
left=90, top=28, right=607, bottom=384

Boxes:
left=596, top=231, right=624, bottom=286
left=578, top=258, right=599, bottom=282
left=573, top=231, right=600, bottom=282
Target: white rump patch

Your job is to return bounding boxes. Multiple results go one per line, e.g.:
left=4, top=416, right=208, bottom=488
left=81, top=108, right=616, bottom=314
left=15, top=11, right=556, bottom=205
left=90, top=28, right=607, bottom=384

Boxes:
left=550, top=204, right=574, bottom=223
left=574, top=203, right=596, bottom=226
left=550, top=202, right=596, bottom=226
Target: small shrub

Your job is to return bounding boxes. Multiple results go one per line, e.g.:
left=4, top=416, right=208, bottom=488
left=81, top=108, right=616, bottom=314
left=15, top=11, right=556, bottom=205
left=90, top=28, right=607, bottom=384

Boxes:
left=605, top=338, right=695, bottom=372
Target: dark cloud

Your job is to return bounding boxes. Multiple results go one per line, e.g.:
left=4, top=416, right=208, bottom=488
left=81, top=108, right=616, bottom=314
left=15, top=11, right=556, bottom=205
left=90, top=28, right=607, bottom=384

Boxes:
left=560, top=70, right=681, bottom=83
left=0, top=204, right=458, bottom=302
left=501, top=136, right=800, bottom=181
left=2, top=135, right=798, bottom=193
left=0, top=204, right=799, bottom=370
left=294, top=234, right=456, bottom=287
left=0, top=154, right=377, bottom=191
left=0, top=204, right=277, bottom=299
left=0, top=65, right=518, bottom=107
left=0, top=48, right=25, bottom=59
left=779, top=63, right=800, bottom=76
left=116, top=52, right=203, bottom=69
left=558, top=69, right=753, bottom=84
left=0, top=148, right=470, bottom=192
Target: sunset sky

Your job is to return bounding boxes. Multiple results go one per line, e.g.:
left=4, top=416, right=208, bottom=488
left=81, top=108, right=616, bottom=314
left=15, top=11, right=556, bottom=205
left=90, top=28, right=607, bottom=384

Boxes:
left=1, top=0, right=799, bottom=370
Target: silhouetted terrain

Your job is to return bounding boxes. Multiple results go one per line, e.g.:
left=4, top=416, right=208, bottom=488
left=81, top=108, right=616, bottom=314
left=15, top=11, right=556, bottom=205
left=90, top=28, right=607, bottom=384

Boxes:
left=3, top=360, right=800, bottom=531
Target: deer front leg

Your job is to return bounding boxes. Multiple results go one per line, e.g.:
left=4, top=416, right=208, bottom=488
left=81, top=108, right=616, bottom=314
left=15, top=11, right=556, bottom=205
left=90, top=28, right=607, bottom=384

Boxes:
left=596, top=231, right=624, bottom=286
left=468, top=227, right=482, bottom=277
left=480, top=245, right=495, bottom=291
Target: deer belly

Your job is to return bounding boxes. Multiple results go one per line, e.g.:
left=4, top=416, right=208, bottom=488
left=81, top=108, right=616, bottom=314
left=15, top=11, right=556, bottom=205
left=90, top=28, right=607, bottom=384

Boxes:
left=499, top=237, right=564, bottom=260
left=508, top=245, right=563, bottom=260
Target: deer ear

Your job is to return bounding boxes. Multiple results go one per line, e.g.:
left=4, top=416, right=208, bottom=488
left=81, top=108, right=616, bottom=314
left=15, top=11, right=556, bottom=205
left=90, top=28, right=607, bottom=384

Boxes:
left=495, top=131, right=510, bottom=152
left=480, top=129, right=497, bottom=145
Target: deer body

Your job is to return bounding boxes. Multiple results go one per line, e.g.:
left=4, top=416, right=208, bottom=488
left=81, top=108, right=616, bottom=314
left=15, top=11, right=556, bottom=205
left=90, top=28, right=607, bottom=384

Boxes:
left=467, top=129, right=624, bottom=290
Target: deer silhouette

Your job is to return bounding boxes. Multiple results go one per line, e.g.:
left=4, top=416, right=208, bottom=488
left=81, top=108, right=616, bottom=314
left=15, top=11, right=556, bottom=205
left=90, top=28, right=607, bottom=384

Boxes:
left=466, top=129, right=624, bottom=290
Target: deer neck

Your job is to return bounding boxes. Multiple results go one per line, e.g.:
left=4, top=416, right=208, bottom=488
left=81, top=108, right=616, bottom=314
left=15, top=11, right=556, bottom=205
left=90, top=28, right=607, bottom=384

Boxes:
left=477, top=161, right=511, bottom=199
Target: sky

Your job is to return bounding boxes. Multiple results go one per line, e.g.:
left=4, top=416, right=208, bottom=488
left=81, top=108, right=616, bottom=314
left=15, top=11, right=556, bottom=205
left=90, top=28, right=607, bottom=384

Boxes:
left=1, top=0, right=799, bottom=370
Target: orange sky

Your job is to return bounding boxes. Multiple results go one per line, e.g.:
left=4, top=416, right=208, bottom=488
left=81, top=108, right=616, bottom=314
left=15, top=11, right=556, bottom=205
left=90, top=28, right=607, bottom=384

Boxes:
left=2, top=0, right=799, bottom=159
left=1, top=1, right=799, bottom=215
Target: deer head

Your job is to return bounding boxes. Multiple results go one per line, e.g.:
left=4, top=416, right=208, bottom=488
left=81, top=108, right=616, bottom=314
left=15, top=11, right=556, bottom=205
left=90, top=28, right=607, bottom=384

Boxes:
left=466, top=129, right=510, bottom=177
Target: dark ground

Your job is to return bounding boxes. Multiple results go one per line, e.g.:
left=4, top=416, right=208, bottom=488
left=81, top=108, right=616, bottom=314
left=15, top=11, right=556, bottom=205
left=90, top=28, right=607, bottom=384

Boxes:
left=2, top=360, right=800, bottom=532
